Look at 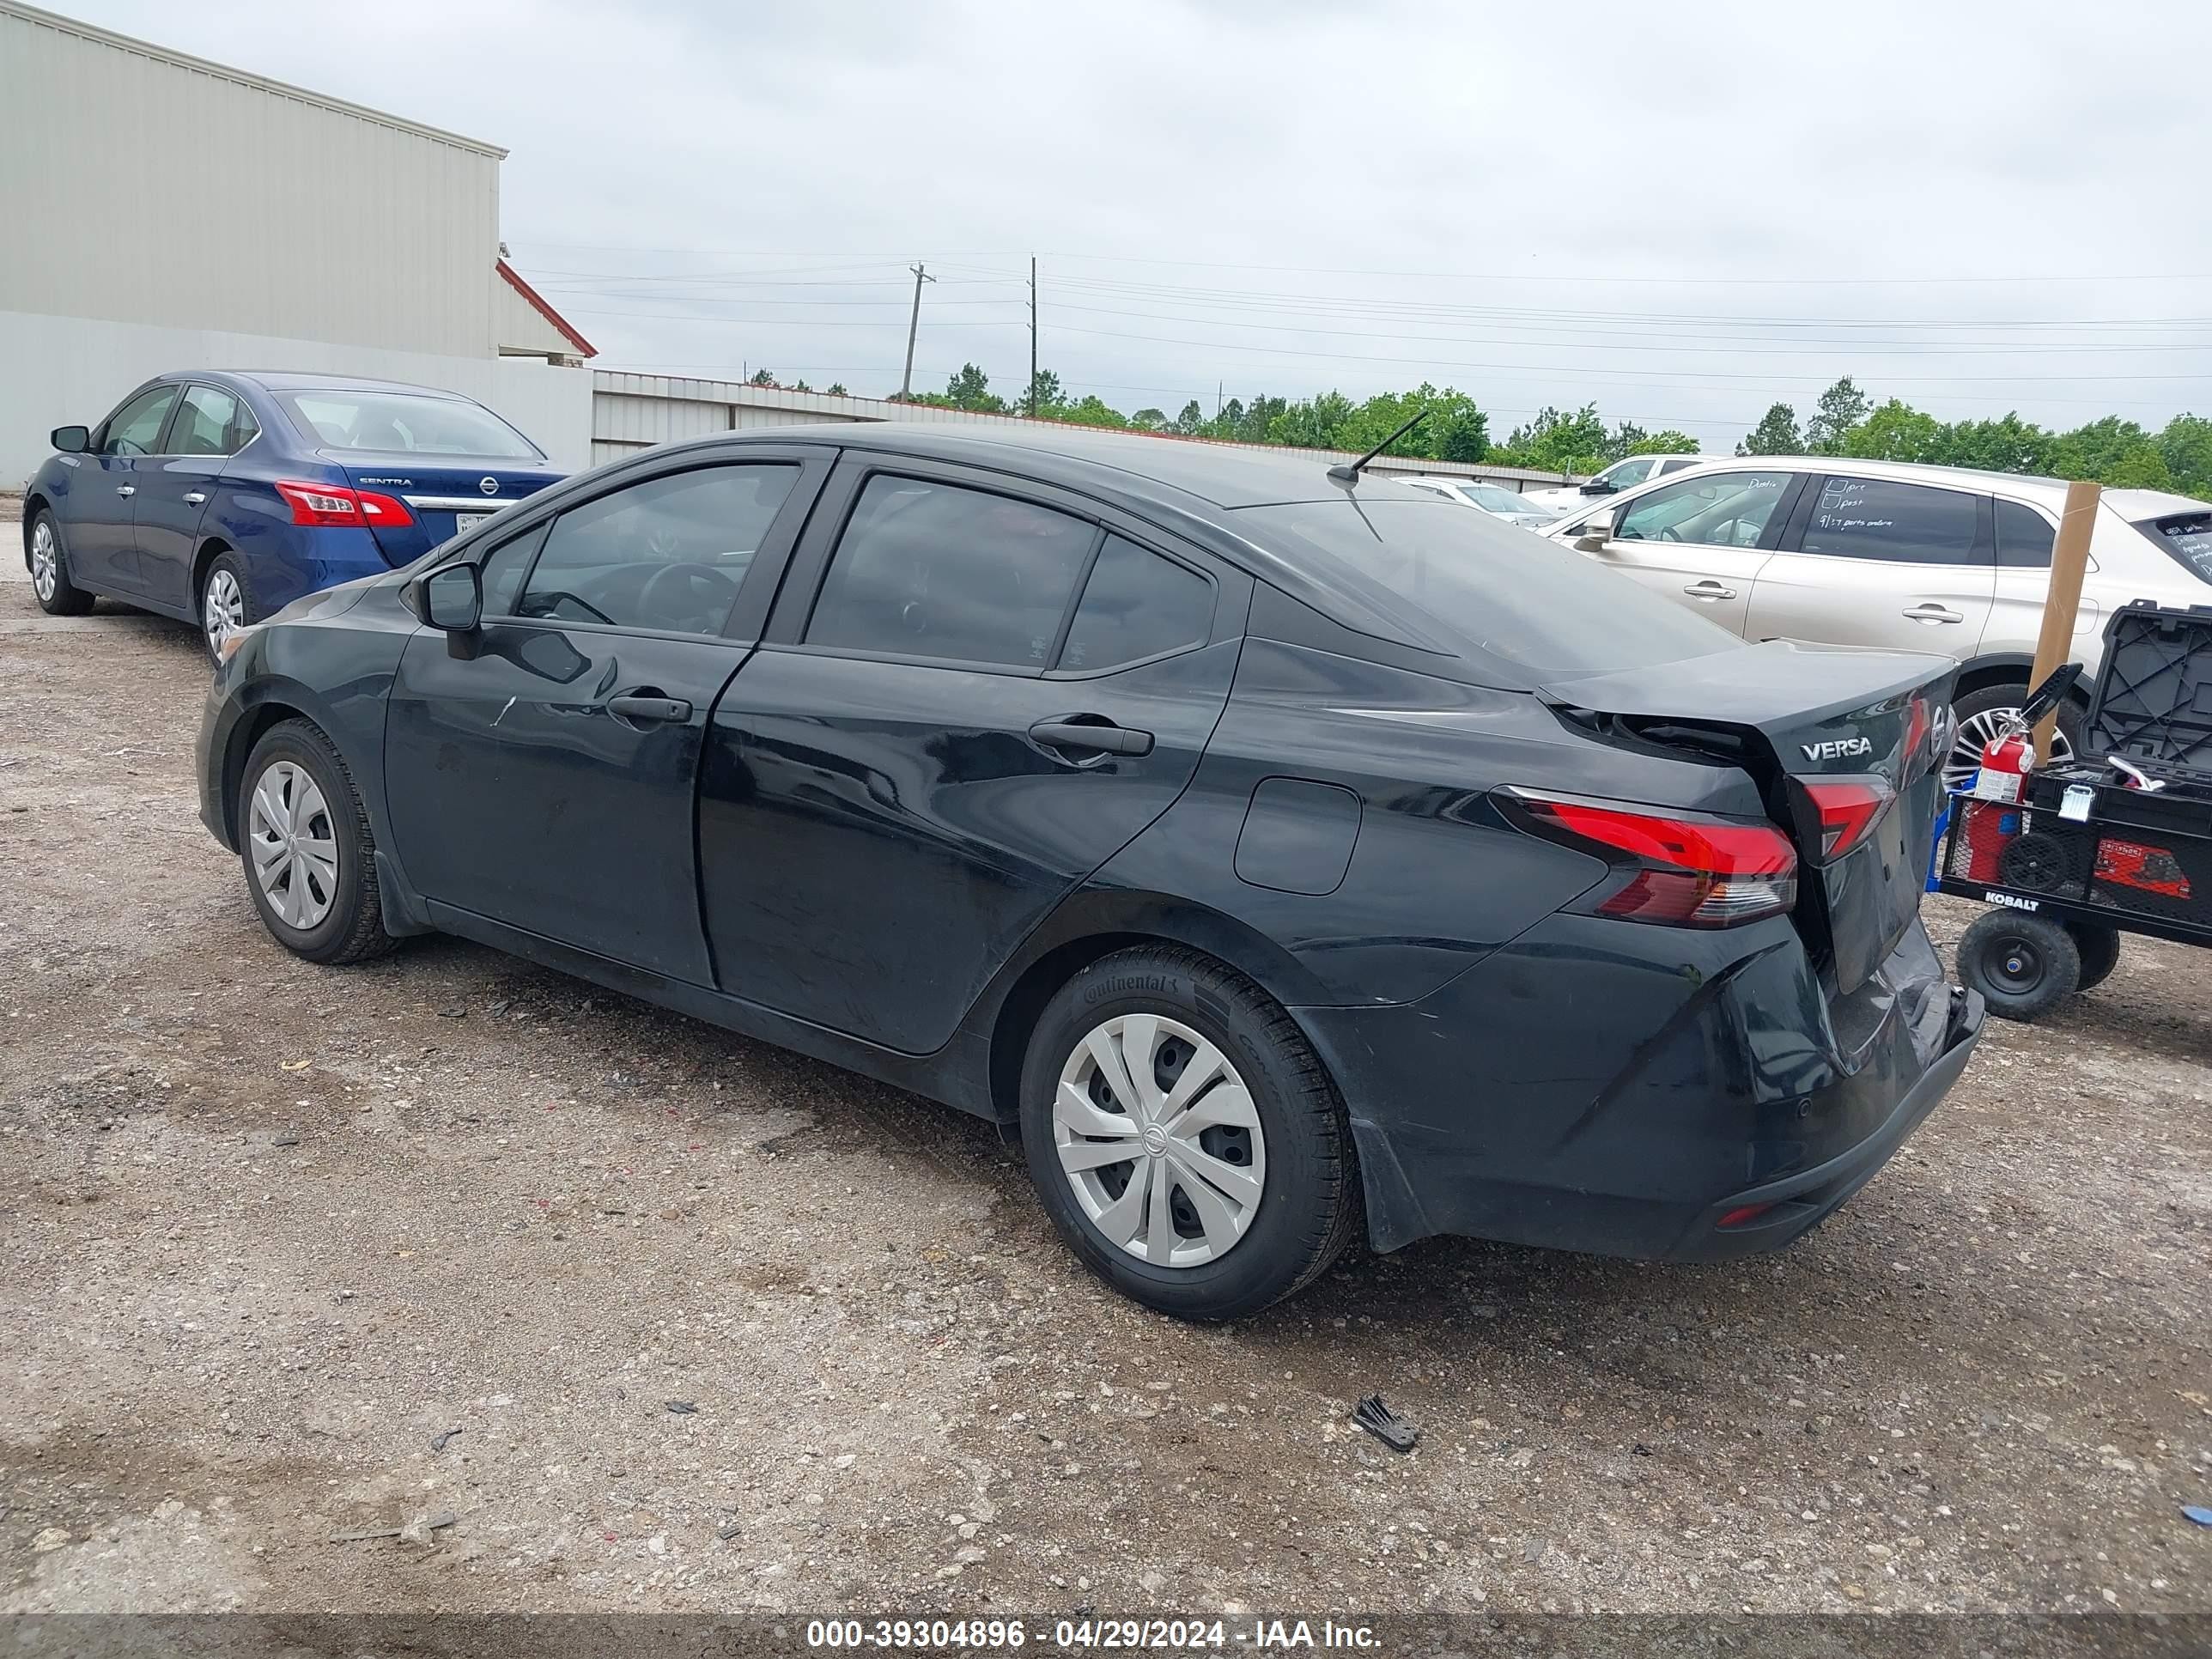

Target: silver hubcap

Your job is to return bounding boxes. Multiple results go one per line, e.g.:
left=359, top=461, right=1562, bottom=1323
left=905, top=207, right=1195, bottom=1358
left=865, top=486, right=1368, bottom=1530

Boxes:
left=204, top=568, right=245, bottom=651
left=1054, top=1013, right=1267, bottom=1268
left=30, top=520, right=58, bottom=601
left=1945, top=705, right=2073, bottom=793
left=247, top=761, right=339, bottom=930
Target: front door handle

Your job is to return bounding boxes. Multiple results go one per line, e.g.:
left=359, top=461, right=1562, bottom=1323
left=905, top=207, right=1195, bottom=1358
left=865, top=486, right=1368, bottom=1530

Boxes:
left=183, top=491, right=207, bottom=505
left=1904, top=603, right=1965, bottom=625
left=1683, top=580, right=1736, bottom=600
left=115, top=484, right=135, bottom=498
left=1030, top=718, right=1154, bottom=757
left=608, top=694, right=693, bottom=725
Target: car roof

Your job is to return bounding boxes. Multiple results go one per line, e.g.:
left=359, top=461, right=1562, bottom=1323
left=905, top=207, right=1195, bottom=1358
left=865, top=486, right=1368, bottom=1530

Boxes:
left=707, top=420, right=1401, bottom=511
left=201, top=370, right=483, bottom=399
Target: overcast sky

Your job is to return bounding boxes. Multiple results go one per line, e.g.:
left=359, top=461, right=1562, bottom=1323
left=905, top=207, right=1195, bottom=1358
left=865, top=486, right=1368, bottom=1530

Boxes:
left=64, top=0, right=2212, bottom=448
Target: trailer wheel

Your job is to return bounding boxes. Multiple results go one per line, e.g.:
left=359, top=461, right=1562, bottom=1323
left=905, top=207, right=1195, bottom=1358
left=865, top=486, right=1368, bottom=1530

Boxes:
left=2066, top=921, right=2121, bottom=992
left=1957, top=910, right=2080, bottom=1021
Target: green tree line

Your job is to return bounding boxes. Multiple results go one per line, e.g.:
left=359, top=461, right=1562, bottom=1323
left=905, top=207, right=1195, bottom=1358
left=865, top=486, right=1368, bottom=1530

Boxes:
left=1738, top=375, right=2212, bottom=498
left=882, top=362, right=1697, bottom=473
left=747, top=360, right=2210, bottom=498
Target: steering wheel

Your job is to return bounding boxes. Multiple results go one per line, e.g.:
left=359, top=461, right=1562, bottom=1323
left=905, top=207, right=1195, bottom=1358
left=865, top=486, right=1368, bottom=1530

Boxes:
left=1658, top=526, right=1684, bottom=543
left=639, top=562, right=738, bottom=631
left=523, top=590, right=616, bottom=626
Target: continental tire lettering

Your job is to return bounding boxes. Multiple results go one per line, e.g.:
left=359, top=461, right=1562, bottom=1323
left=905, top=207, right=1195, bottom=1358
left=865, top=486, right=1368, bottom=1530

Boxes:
left=1082, top=973, right=1185, bottom=1005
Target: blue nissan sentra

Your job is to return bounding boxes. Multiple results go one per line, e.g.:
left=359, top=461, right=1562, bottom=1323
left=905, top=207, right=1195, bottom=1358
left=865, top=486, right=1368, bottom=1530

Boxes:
left=23, top=371, right=565, bottom=657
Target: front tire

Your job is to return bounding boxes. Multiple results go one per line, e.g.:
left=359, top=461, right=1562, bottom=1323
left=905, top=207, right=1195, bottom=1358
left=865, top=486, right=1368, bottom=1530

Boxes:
left=1019, top=945, right=1359, bottom=1321
left=27, top=510, right=94, bottom=617
left=237, top=719, right=398, bottom=964
left=1957, top=909, right=2079, bottom=1021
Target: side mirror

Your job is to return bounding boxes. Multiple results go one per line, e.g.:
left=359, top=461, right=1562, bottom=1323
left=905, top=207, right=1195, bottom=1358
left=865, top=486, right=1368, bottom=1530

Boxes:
left=51, top=424, right=89, bottom=453
left=1578, top=477, right=1614, bottom=495
left=422, top=563, right=483, bottom=633
left=1573, top=507, right=1619, bottom=551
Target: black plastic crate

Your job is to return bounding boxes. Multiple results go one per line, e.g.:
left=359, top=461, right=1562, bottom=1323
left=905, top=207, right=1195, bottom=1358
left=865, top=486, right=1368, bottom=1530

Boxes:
left=2085, top=600, right=2212, bottom=778
left=1944, top=785, right=2212, bottom=927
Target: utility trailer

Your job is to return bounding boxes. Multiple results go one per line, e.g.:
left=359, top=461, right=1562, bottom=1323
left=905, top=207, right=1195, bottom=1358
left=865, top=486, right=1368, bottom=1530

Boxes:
left=1936, top=600, right=2212, bottom=1018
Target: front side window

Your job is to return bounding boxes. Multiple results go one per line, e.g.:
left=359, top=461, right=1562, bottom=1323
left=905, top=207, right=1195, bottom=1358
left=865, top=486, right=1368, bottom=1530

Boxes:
left=806, top=476, right=1097, bottom=668
left=280, top=391, right=540, bottom=459
left=100, top=386, right=180, bottom=457
left=515, top=464, right=796, bottom=635
left=1058, top=536, right=1213, bottom=672
left=173, top=386, right=258, bottom=458
left=1614, top=470, right=1793, bottom=548
left=1801, top=477, right=1980, bottom=564
left=1600, top=457, right=1656, bottom=489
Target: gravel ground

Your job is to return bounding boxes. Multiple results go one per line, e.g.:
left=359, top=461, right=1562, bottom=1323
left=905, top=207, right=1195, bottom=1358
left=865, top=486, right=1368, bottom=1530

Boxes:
left=1, top=545, right=2209, bottom=1621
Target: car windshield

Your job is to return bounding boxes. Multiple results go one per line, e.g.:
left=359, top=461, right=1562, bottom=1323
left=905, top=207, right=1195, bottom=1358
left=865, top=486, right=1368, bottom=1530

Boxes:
left=1459, top=483, right=1534, bottom=513
left=1231, top=499, right=1741, bottom=680
left=2134, top=509, right=2212, bottom=584
left=279, top=390, right=540, bottom=458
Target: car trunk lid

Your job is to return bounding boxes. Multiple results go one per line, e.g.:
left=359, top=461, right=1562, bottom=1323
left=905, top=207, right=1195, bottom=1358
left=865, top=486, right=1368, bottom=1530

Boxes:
left=330, top=453, right=566, bottom=564
left=1542, top=641, right=1958, bottom=994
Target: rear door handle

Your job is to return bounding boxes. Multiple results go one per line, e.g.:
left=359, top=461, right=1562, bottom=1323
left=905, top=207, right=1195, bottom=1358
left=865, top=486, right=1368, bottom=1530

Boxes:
left=608, top=694, right=693, bottom=724
left=1683, top=580, right=1735, bottom=600
left=1904, top=603, right=1965, bottom=624
left=183, top=491, right=207, bottom=505
left=114, top=484, right=135, bottom=498
left=1030, top=719, right=1154, bottom=757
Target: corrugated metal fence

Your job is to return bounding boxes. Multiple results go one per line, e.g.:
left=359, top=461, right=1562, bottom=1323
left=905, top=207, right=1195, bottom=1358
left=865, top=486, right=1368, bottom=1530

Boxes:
left=588, top=372, right=1575, bottom=491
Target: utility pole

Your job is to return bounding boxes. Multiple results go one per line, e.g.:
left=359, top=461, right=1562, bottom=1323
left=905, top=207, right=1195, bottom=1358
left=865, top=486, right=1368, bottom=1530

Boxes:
left=1028, top=255, right=1038, bottom=418
left=898, top=263, right=935, bottom=401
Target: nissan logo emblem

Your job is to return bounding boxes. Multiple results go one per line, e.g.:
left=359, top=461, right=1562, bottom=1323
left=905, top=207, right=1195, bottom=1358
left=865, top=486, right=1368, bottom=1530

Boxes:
left=478, top=477, right=499, bottom=496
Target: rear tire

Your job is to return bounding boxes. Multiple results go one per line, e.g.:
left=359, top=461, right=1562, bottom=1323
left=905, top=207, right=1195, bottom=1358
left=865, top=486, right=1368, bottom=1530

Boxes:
left=237, top=719, right=398, bottom=965
left=1018, top=945, right=1360, bottom=1321
left=27, top=510, right=94, bottom=617
left=2066, top=921, right=2122, bottom=992
left=1956, top=909, right=2079, bottom=1021
left=198, top=551, right=257, bottom=660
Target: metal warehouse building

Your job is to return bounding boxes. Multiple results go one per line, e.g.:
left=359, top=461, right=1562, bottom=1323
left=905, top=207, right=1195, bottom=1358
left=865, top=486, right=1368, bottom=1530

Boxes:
left=0, top=1, right=595, bottom=484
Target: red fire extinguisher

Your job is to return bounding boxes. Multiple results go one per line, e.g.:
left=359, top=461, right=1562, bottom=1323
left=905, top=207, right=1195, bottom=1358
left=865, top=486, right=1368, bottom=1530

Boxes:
left=1969, top=664, right=2082, bottom=805
left=1973, top=723, right=2034, bottom=804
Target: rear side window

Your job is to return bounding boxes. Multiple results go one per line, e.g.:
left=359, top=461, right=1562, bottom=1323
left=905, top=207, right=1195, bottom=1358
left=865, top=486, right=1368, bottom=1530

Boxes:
left=1995, top=499, right=2056, bottom=568
left=807, top=476, right=1097, bottom=668
left=1230, top=500, right=1740, bottom=678
left=1801, top=477, right=1981, bottom=564
left=1058, top=536, right=1212, bottom=672
left=1656, top=459, right=1701, bottom=477
left=173, top=386, right=258, bottom=458
left=520, top=464, right=796, bottom=635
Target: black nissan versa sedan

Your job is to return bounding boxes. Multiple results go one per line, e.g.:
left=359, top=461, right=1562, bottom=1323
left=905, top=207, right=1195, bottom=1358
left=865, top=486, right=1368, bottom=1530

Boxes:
left=196, top=422, right=1984, bottom=1319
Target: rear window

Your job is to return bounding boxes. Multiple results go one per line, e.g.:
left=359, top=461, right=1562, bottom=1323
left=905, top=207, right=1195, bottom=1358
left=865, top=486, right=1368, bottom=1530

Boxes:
left=1231, top=499, right=1741, bottom=678
left=279, top=391, right=540, bottom=459
left=2136, top=511, right=2212, bottom=584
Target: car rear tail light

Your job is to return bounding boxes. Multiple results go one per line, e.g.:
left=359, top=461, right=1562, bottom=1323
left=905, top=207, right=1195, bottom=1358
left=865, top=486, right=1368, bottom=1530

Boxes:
left=1801, top=778, right=1896, bottom=860
left=274, top=480, right=415, bottom=529
left=1502, top=790, right=1799, bottom=929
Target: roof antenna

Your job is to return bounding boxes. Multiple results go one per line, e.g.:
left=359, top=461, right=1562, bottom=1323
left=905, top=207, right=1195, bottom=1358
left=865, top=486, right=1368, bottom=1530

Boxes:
left=1328, top=407, right=1430, bottom=486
